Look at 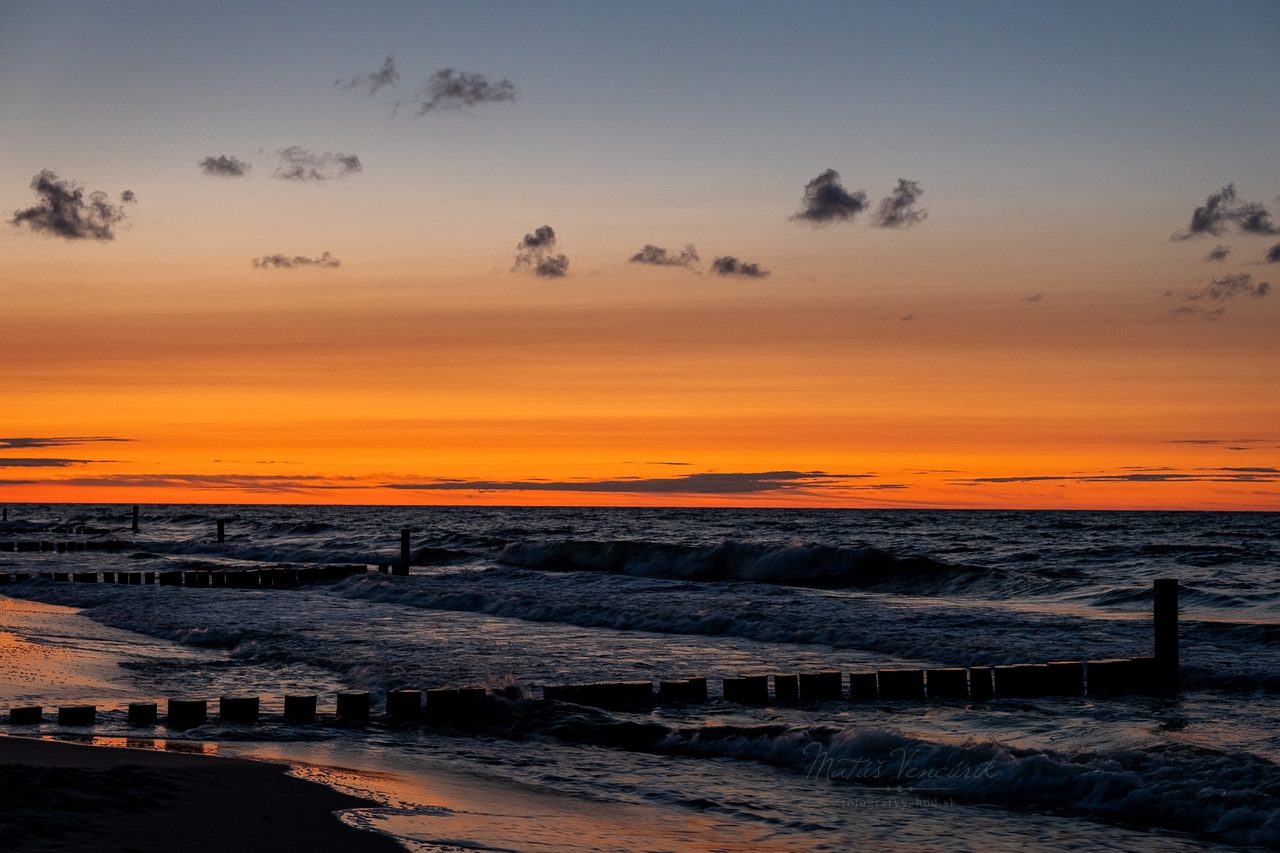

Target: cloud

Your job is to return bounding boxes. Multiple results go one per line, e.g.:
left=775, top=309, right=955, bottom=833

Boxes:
left=0, top=458, right=89, bottom=468
left=1023, top=293, right=1043, bottom=302
left=414, top=69, right=516, bottom=114
left=955, top=466, right=1280, bottom=485
left=1186, top=273, right=1270, bottom=301
left=273, top=147, right=362, bottom=182
left=1205, top=245, right=1230, bottom=261
left=198, top=155, right=250, bottom=177
left=385, top=470, right=876, bottom=494
left=629, top=244, right=699, bottom=269
left=792, top=169, right=868, bottom=225
left=0, top=437, right=131, bottom=449
left=901, top=313, right=914, bottom=321
left=1266, top=242, right=1280, bottom=264
left=10, top=170, right=136, bottom=240
left=251, top=252, right=340, bottom=269
left=710, top=256, right=769, bottom=278
left=871, top=178, right=927, bottom=229
left=513, top=225, right=569, bottom=277
left=340, top=55, right=399, bottom=96
left=25, top=473, right=361, bottom=493
left=1173, top=184, right=1280, bottom=240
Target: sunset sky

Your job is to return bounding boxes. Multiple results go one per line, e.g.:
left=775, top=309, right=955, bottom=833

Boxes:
left=2, top=1, right=1278, bottom=508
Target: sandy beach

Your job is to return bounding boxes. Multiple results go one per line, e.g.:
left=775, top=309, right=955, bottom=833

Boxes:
left=0, top=736, right=404, bottom=852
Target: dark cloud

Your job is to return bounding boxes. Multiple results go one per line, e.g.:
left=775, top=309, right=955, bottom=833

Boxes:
left=1023, top=293, right=1043, bottom=302
left=513, top=225, right=569, bottom=277
left=198, top=155, right=250, bottom=177
left=0, top=437, right=131, bottom=449
left=10, top=170, right=135, bottom=240
left=871, top=179, right=927, bottom=228
left=901, top=313, right=914, bottom=322
left=340, top=55, right=399, bottom=96
left=710, top=256, right=769, bottom=278
left=792, top=169, right=868, bottom=225
left=0, top=458, right=88, bottom=468
left=415, top=69, right=516, bottom=114
left=1187, top=273, right=1270, bottom=301
left=629, top=244, right=699, bottom=269
left=273, top=147, right=362, bottom=182
left=1265, top=242, right=1280, bottom=264
left=1173, top=184, right=1280, bottom=240
left=956, top=466, right=1280, bottom=485
left=251, top=252, right=340, bottom=269
left=1204, top=245, right=1230, bottom=261
left=27, top=473, right=359, bottom=492
left=385, top=470, right=875, bottom=494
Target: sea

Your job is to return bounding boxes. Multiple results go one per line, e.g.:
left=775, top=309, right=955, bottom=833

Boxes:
left=0, top=504, right=1277, bottom=852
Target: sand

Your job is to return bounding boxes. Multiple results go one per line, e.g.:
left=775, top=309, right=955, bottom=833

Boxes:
left=0, top=736, right=405, bottom=852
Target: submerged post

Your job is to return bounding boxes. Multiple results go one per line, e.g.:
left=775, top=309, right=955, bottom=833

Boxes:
left=132, top=505, right=139, bottom=532
left=216, top=519, right=225, bottom=543
left=1154, top=578, right=1179, bottom=695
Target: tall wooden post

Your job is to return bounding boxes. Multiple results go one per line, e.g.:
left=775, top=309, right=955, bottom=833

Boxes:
left=132, top=505, right=139, bottom=532
left=396, top=529, right=410, bottom=575
left=216, top=519, right=225, bottom=543
left=1154, top=578, right=1179, bottom=695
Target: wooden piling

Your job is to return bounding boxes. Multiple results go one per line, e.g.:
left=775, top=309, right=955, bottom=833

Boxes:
left=394, top=529, right=410, bottom=576
left=8, top=706, right=42, bottom=725
left=219, top=696, right=259, bottom=724
left=386, top=689, right=422, bottom=719
left=878, top=669, right=925, bottom=701
left=216, top=519, right=225, bottom=543
left=167, top=699, right=208, bottom=728
left=722, top=676, right=769, bottom=705
left=772, top=674, right=799, bottom=704
left=284, top=695, right=317, bottom=722
left=58, top=705, right=96, bottom=726
left=132, top=505, right=139, bottom=532
left=1154, top=578, right=1179, bottom=695
left=848, top=672, right=878, bottom=701
left=336, top=691, right=370, bottom=722
left=926, top=668, right=968, bottom=701
left=128, top=703, right=158, bottom=725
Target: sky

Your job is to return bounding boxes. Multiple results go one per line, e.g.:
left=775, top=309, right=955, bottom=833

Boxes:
left=1, top=0, right=1278, bottom=508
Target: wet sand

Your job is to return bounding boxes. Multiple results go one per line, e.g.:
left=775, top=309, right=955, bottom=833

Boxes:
left=0, top=736, right=405, bottom=852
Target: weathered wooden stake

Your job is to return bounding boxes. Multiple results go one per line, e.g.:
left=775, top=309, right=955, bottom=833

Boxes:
left=132, top=505, right=139, bottom=532
left=216, top=519, right=225, bottom=543
left=398, top=528, right=411, bottom=575
left=1154, top=578, right=1179, bottom=695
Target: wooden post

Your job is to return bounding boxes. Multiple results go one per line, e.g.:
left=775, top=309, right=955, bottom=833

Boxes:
left=1154, top=578, right=1179, bottom=695
left=398, top=528, right=411, bottom=575
left=132, top=505, right=139, bottom=532
left=216, top=519, right=225, bottom=543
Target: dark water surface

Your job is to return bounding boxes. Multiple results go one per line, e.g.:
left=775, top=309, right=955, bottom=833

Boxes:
left=2, top=505, right=1277, bottom=851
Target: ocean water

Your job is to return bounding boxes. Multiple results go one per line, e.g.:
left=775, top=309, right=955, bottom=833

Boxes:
left=1, top=504, right=1277, bottom=852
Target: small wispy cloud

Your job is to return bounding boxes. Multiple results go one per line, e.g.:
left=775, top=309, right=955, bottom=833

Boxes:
left=414, top=69, right=516, bottom=114
left=339, top=55, right=399, bottom=96
left=0, top=437, right=131, bottom=449
left=871, top=179, right=927, bottom=229
left=629, top=244, right=699, bottom=269
left=198, top=155, right=250, bottom=177
left=1173, top=184, right=1280, bottom=240
left=955, top=466, right=1280, bottom=485
left=513, top=225, right=569, bottom=277
left=10, top=171, right=135, bottom=241
left=792, top=169, right=868, bottom=225
left=273, top=147, right=362, bottom=182
left=710, top=256, right=769, bottom=278
left=1172, top=272, right=1270, bottom=319
left=251, top=252, right=340, bottom=269
left=1205, top=245, right=1230, bottom=261
left=1265, top=242, right=1280, bottom=264
left=1023, top=293, right=1043, bottom=302
left=0, top=458, right=91, bottom=468
left=385, top=470, right=877, bottom=494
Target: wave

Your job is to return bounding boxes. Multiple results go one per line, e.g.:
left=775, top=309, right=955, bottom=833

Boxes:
left=498, top=539, right=1004, bottom=593
left=425, top=699, right=1280, bottom=848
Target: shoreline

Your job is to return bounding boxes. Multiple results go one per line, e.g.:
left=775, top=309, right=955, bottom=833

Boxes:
left=0, top=735, right=404, bottom=852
